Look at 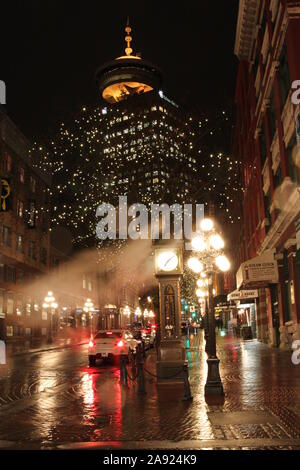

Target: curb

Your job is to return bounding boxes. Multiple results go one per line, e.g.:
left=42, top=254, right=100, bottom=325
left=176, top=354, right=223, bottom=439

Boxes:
left=7, top=341, right=89, bottom=358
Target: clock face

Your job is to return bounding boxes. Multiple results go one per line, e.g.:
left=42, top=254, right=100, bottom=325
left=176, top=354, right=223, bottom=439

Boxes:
left=157, top=251, right=179, bottom=272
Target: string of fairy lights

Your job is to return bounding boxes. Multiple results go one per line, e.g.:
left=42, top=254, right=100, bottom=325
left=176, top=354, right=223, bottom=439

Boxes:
left=31, top=98, right=242, bottom=251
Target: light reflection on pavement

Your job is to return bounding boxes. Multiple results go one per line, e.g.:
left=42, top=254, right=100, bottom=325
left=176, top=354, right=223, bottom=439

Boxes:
left=0, top=330, right=299, bottom=449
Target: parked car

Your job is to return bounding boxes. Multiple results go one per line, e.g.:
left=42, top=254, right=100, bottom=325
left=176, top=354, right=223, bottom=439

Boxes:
left=88, top=329, right=138, bottom=366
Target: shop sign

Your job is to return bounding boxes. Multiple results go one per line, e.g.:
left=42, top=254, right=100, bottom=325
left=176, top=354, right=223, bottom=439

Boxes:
left=227, top=289, right=258, bottom=301
left=236, top=250, right=278, bottom=288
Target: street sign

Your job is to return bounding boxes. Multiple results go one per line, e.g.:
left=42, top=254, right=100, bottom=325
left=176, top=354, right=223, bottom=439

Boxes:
left=227, top=289, right=258, bottom=301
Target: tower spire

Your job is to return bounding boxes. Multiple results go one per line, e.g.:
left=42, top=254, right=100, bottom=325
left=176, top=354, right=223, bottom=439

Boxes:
left=124, top=17, right=133, bottom=56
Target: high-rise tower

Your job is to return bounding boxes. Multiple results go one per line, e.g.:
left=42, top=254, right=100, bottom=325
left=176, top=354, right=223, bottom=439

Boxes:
left=96, top=19, right=162, bottom=104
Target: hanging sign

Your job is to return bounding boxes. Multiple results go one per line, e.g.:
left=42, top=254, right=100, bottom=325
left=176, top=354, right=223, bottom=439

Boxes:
left=0, top=178, right=11, bottom=211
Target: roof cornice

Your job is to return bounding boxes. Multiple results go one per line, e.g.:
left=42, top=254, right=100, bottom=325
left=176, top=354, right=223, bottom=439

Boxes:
left=234, top=0, right=260, bottom=60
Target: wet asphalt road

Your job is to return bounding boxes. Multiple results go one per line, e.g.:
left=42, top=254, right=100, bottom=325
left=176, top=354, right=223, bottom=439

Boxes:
left=0, top=332, right=300, bottom=449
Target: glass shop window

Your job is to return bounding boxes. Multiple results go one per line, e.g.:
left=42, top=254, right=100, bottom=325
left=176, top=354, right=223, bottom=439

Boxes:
left=7, top=293, right=14, bottom=315
left=6, top=326, right=13, bottom=337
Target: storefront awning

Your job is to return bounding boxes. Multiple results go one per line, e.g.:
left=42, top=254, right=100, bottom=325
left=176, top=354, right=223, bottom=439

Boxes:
left=227, top=289, right=258, bottom=301
left=236, top=250, right=278, bottom=289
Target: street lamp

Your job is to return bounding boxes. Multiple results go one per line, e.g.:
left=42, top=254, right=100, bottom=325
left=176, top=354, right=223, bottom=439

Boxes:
left=135, top=306, right=142, bottom=320
left=187, top=218, right=230, bottom=395
left=43, top=291, right=58, bottom=343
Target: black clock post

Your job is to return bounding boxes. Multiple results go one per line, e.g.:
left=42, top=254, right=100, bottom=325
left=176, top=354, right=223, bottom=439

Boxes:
left=154, top=240, right=186, bottom=383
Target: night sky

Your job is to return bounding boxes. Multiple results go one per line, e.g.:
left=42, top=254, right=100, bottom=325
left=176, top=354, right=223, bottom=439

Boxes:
left=1, top=1, right=239, bottom=140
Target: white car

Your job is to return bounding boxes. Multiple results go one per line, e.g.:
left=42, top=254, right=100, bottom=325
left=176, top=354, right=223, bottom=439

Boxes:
left=88, top=329, right=138, bottom=366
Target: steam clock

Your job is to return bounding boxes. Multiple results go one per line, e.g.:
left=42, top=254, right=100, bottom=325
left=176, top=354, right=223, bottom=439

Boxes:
left=154, top=243, right=186, bottom=382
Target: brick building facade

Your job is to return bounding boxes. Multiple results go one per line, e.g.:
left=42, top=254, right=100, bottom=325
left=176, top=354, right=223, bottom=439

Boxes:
left=0, top=107, right=51, bottom=345
left=233, top=0, right=300, bottom=348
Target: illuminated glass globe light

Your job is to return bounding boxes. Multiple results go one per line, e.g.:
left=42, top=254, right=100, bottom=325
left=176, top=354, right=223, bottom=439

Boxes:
left=209, top=234, right=224, bottom=250
left=135, top=307, right=142, bottom=317
left=215, top=255, right=231, bottom=272
left=123, top=306, right=131, bottom=317
left=187, top=257, right=203, bottom=273
left=196, top=288, right=208, bottom=297
left=200, top=218, right=214, bottom=232
left=191, top=236, right=207, bottom=252
left=148, top=310, right=155, bottom=318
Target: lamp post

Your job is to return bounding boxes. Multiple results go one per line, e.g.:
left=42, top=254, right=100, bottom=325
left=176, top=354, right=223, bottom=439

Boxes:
left=187, top=218, right=230, bottom=395
left=43, top=291, right=58, bottom=344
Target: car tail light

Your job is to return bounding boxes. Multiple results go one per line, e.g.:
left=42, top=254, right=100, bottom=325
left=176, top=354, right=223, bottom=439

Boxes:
left=116, top=340, right=124, bottom=348
left=106, top=331, right=113, bottom=335
left=89, top=340, right=95, bottom=348
left=151, top=324, right=157, bottom=330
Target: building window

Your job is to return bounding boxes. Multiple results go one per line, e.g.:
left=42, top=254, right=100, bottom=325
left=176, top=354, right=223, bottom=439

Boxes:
left=16, top=234, right=24, bottom=253
left=42, top=310, right=48, bottom=321
left=17, top=269, right=24, bottom=284
left=88, top=278, right=92, bottom=292
left=25, top=328, right=31, bottom=336
left=19, top=167, right=25, bottom=183
left=16, top=295, right=23, bottom=316
left=26, top=298, right=31, bottom=316
left=40, top=247, right=47, bottom=265
left=28, top=201, right=36, bottom=228
left=28, top=241, right=36, bottom=260
left=260, top=123, right=267, bottom=166
left=7, top=266, right=16, bottom=283
left=0, top=289, right=4, bottom=314
left=30, top=176, right=36, bottom=193
left=287, top=134, right=298, bottom=183
left=83, top=274, right=86, bottom=289
left=7, top=293, right=14, bottom=315
left=268, top=89, right=277, bottom=143
left=264, top=191, right=272, bottom=233
left=17, top=200, right=24, bottom=218
left=1, top=225, right=11, bottom=246
left=6, top=326, right=13, bottom=337
left=279, top=43, right=290, bottom=106
left=274, top=165, right=282, bottom=189
left=5, top=154, right=12, bottom=173
left=0, top=264, right=5, bottom=282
